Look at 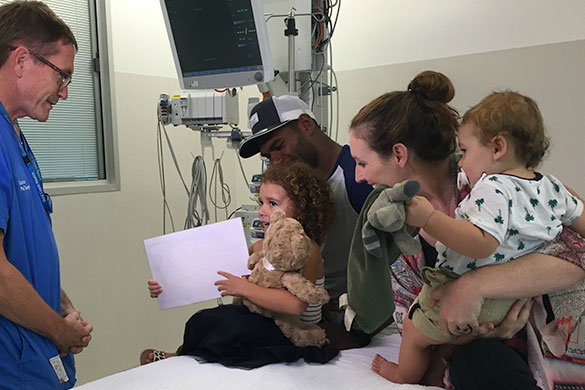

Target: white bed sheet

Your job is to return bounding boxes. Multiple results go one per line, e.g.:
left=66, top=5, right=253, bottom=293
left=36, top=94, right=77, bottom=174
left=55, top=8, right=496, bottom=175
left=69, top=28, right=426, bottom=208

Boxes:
left=77, top=331, right=441, bottom=389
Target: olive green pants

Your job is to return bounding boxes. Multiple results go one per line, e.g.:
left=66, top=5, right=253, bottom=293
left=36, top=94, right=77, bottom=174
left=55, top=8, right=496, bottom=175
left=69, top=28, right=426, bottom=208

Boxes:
left=409, top=267, right=519, bottom=343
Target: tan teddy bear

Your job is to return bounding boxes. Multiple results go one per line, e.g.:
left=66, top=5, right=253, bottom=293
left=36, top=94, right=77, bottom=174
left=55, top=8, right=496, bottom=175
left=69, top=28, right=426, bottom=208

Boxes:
left=241, top=209, right=330, bottom=347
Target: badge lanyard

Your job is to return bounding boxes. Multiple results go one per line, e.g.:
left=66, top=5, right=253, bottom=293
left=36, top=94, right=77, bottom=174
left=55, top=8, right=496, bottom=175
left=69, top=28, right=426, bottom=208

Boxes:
left=0, top=104, right=53, bottom=215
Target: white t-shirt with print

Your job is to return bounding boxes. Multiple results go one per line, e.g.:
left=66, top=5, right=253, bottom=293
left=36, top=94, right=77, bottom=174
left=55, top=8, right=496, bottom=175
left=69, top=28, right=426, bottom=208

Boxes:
left=437, top=173, right=583, bottom=275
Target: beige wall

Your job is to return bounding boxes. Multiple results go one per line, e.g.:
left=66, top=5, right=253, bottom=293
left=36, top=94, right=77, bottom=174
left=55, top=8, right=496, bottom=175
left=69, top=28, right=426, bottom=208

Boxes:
left=334, top=40, right=585, bottom=195
left=332, top=1, right=585, bottom=72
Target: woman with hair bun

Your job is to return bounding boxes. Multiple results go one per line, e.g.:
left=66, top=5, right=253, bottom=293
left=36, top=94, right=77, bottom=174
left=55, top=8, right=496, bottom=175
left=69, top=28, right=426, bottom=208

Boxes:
left=348, top=71, right=585, bottom=389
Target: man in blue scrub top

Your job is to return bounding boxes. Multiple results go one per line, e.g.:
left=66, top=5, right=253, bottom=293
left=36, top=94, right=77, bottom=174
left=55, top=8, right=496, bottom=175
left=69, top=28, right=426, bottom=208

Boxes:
left=0, top=2, right=93, bottom=389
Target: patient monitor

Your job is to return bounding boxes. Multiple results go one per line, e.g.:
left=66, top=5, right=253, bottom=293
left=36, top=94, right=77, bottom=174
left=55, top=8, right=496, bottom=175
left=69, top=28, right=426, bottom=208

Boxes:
left=158, top=92, right=239, bottom=127
left=160, top=0, right=274, bottom=90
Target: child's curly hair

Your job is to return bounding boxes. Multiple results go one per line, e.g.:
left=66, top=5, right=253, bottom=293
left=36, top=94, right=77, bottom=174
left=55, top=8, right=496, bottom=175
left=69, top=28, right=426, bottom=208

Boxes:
left=261, top=161, right=334, bottom=245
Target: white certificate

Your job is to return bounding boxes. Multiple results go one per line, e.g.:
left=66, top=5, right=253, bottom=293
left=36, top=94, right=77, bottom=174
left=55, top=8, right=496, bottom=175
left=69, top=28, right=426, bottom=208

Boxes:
left=144, top=218, right=250, bottom=310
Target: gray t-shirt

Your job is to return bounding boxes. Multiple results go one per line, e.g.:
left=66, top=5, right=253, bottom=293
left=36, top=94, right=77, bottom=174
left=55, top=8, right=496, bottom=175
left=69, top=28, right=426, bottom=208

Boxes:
left=322, top=145, right=372, bottom=299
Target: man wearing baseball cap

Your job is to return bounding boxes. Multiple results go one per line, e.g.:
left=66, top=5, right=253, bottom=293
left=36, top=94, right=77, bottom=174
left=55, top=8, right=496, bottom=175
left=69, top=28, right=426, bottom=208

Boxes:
left=240, top=95, right=372, bottom=348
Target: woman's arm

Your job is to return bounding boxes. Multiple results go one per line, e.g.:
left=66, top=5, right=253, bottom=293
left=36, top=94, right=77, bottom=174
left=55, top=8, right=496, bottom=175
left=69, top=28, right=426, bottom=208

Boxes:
left=565, top=184, right=585, bottom=237
left=464, top=251, right=584, bottom=299
left=568, top=214, right=585, bottom=239
left=216, top=242, right=323, bottom=316
left=433, top=252, right=585, bottom=335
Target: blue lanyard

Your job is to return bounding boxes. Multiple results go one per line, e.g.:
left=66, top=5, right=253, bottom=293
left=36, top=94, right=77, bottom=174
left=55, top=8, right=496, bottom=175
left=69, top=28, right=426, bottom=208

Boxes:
left=0, top=103, right=53, bottom=215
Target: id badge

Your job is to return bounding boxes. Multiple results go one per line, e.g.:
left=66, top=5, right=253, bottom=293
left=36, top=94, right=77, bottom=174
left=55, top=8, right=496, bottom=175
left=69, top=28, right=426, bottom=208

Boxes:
left=49, top=355, right=69, bottom=384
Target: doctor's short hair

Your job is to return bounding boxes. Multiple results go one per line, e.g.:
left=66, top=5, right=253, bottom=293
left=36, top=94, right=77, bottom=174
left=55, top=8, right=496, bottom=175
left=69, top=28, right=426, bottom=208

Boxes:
left=261, top=161, right=334, bottom=245
left=0, top=1, right=77, bottom=68
left=462, top=90, right=549, bottom=169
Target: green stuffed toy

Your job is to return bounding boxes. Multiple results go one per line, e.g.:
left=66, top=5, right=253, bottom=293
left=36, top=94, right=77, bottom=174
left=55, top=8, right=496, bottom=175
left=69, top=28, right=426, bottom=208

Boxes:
left=341, top=179, right=421, bottom=334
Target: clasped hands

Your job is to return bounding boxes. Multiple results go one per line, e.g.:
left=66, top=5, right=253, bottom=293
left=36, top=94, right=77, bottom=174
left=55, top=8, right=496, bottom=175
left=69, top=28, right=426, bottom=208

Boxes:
left=58, top=308, right=93, bottom=357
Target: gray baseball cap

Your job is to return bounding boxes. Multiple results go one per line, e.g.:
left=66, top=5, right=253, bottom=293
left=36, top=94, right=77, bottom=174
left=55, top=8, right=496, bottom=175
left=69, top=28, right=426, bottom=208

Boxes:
left=239, top=95, right=316, bottom=158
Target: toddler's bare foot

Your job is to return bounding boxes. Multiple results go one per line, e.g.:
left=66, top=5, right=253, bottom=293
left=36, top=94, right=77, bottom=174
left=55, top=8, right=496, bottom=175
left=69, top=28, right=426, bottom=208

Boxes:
left=371, top=353, right=399, bottom=382
left=140, top=349, right=176, bottom=365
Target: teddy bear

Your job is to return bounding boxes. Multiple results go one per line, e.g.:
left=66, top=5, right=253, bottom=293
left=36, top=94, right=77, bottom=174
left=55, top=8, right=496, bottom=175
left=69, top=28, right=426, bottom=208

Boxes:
left=239, top=209, right=330, bottom=348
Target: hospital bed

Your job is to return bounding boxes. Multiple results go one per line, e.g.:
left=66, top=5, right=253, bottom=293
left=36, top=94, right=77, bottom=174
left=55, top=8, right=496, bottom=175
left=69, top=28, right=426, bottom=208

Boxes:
left=77, top=327, right=441, bottom=389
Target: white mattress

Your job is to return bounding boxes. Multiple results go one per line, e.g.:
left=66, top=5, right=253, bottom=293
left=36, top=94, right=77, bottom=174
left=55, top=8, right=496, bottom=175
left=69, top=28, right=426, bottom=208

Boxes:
left=77, top=330, right=441, bottom=389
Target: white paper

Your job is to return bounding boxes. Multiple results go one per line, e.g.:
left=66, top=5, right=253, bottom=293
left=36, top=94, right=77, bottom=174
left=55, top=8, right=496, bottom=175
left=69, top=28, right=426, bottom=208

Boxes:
left=144, top=218, right=250, bottom=310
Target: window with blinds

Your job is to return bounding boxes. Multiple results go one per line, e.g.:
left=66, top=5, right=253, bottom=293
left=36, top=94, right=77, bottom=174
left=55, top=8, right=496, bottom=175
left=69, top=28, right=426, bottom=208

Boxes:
left=0, top=0, right=112, bottom=185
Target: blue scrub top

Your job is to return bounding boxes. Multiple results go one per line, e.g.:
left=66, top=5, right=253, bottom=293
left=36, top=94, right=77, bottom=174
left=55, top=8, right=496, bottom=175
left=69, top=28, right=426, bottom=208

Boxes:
left=0, top=101, right=76, bottom=389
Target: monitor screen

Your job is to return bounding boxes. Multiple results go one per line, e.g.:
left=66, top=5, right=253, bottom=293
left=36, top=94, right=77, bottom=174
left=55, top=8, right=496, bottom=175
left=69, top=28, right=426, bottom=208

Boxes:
left=161, top=0, right=274, bottom=89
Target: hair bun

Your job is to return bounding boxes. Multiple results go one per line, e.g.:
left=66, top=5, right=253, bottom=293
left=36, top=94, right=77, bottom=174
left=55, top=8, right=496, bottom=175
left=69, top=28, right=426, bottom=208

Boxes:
left=407, top=71, right=455, bottom=104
